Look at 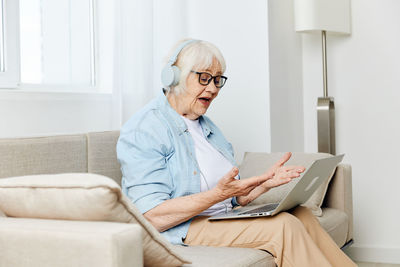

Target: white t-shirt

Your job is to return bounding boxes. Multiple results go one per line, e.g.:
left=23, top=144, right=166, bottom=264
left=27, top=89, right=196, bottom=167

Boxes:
left=182, top=116, right=233, bottom=216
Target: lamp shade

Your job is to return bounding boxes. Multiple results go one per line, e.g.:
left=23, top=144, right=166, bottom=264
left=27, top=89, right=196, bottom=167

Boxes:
left=294, top=0, right=351, bottom=34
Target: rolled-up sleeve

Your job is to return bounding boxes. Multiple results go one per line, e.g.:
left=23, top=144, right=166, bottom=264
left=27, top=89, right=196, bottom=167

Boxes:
left=117, top=130, right=174, bottom=214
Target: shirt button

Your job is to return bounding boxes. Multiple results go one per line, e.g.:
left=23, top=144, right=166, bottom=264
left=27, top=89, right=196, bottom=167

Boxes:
left=193, top=171, right=197, bottom=175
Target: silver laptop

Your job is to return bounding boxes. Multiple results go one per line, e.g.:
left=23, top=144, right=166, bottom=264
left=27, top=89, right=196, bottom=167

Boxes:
left=208, top=154, right=344, bottom=221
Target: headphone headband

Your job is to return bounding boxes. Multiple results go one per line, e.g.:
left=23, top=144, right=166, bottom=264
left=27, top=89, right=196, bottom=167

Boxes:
left=167, top=39, right=199, bottom=65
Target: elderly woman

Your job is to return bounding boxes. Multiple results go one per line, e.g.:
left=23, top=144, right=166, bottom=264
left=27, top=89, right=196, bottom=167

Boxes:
left=117, top=39, right=356, bottom=267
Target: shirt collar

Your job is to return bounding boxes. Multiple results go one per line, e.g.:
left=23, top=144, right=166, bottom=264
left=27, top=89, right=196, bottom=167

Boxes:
left=158, top=90, right=188, bottom=135
left=199, top=116, right=212, bottom=137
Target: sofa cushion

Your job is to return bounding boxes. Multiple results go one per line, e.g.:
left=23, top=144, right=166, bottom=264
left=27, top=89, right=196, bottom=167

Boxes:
left=239, top=152, right=334, bottom=216
left=0, top=173, right=189, bottom=266
left=87, top=131, right=122, bottom=185
left=323, top=163, right=353, bottom=243
left=318, top=208, right=349, bottom=247
left=174, top=245, right=275, bottom=267
left=0, top=134, right=88, bottom=179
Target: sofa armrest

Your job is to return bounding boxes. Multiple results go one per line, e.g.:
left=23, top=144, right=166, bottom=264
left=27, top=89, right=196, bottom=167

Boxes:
left=0, top=218, right=143, bottom=267
left=323, top=163, right=353, bottom=242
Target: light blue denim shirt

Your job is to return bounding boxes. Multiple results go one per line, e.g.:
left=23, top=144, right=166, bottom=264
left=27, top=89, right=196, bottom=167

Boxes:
left=117, top=91, right=238, bottom=245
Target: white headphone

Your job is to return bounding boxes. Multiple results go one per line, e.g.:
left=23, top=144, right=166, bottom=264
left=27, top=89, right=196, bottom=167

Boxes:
left=161, top=39, right=199, bottom=88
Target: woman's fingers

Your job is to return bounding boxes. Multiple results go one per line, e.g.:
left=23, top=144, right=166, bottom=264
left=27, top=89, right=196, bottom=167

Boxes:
left=281, top=165, right=306, bottom=173
left=264, top=168, right=304, bottom=189
left=273, top=152, right=292, bottom=168
left=284, top=171, right=301, bottom=179
left=218, top=167, right=241, bottom=188
left=221, top=167, right=239, bottom=181
left=274, top=169, right=302, bottom=180
left=263, top=153, right=294, bottom=177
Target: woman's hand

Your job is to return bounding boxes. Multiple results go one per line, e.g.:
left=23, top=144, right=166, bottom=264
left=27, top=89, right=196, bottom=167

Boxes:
left=236, top=152, right=305, bottom=206
left=213, top=167, right=272, bottom=202
left=259, top=152, right=305, bottom=189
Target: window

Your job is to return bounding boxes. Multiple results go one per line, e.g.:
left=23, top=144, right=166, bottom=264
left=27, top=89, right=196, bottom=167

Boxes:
left=0, top=0, right=19, bottom=88
left=0, top=0, right=114, bottom=92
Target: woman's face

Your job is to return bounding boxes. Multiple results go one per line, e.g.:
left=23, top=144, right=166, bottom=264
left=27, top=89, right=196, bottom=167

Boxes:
left=175, top=58, right=222, bottom=120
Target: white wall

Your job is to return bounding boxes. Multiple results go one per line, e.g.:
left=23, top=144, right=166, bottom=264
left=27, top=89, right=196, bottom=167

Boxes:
left=270, top=0, right=400, bottom=263
left=0, top=91, right=115, bottom=138
left=268, top=0, right=304, bottom=153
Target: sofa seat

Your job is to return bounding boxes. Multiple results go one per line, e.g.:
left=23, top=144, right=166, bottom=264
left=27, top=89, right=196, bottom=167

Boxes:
left=174, top=245, right=275, bottom=267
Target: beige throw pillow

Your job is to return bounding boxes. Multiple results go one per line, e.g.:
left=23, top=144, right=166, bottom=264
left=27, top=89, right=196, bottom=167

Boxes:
left=0, top=173, right=190, bottom=266
left=239, top=152, right=335, bottom=216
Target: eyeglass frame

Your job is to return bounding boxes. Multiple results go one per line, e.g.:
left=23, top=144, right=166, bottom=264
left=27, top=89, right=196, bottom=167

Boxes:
left=190, top=70, right=228, bottom=89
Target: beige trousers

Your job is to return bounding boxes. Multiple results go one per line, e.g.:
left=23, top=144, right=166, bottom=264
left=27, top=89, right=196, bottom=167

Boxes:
left=184, top=206, right=356, bottom=267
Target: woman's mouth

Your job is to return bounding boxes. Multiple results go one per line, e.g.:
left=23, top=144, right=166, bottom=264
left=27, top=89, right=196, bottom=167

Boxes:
left=198, top=97, right=211, bottom=107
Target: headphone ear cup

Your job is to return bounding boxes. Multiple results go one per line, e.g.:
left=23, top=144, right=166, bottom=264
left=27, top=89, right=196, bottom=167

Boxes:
left=161, top=65, right=174, bottom=87
left=161, top=39, right=198, bottom=88
left=171, top=65, right=181, bottom=86
left=161, top=65, right=181, bottom=87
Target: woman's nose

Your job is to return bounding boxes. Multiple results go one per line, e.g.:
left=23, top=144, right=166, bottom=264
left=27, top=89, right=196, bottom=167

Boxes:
left=206, top=80, right=219, bottom=93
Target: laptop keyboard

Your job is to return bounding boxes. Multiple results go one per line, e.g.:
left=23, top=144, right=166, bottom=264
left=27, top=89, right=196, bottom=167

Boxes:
left=239, top=203, right=279, bottom=215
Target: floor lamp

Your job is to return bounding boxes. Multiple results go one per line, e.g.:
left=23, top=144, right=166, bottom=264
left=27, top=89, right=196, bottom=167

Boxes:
left=294, top=0, right=351, bottom=155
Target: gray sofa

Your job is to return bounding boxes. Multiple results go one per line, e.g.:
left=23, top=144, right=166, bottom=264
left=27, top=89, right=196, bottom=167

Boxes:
left=0, top=131, right=353, bottom=266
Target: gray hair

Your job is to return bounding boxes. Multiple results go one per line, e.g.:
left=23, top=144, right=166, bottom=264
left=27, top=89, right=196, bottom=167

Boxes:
left=164, top=38, right=226, bottom=95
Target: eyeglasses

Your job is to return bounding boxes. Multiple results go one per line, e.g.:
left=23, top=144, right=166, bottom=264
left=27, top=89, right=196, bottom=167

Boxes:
left=190, top=71, right=228, bottom=89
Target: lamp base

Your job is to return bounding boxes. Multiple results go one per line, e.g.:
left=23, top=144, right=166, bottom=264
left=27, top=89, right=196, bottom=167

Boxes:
left=317, top=97, right=336, bottom=155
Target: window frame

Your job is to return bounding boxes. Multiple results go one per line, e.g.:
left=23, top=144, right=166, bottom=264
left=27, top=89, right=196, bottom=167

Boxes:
left=0, top=0, right=114, bottom=93
left=0, top=0, right=20, bottom=88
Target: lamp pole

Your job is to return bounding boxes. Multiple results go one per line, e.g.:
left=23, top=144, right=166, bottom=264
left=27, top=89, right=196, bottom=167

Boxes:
left=317, top=30, right=336, bottom=155
left=322, top=30, right=328, bottom=97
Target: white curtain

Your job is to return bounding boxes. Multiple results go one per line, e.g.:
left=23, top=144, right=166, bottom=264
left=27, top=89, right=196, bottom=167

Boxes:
left=113, top=0, right=190, bottom=126
left=112, top=0, right=271, bottom=161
